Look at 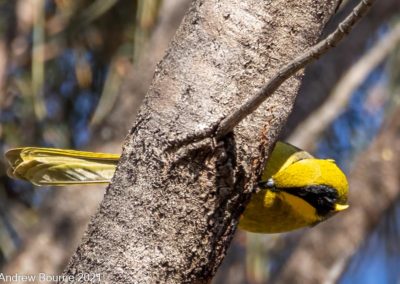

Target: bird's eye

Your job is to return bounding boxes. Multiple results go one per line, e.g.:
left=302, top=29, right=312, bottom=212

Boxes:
left=258, top=178, right=275, bottom=189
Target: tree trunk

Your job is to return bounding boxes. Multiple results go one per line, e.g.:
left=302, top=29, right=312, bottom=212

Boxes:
left=63, top=1, right=339, bottom=282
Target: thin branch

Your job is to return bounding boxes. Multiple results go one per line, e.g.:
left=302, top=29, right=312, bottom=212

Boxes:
left=288, top=21, right=400, bottom=149
left=215, top=0, right=374, bottom=139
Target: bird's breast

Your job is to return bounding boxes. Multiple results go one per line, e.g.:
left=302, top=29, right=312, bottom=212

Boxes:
left=238, top=189, right=320, bottom=233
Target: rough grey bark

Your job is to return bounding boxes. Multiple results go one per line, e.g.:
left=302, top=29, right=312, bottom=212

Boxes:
left=63, top=0, right=339, bottom=282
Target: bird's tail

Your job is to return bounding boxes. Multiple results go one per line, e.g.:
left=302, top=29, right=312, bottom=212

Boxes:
left=5, top=148, right=120, bottom=186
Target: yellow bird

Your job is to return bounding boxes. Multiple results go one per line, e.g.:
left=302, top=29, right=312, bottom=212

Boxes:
left=4, top=142, right=349, bottom=233
left=239, top=142, right=349, bottom=233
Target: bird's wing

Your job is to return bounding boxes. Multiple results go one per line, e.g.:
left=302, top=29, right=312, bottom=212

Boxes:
left=262, top=141, right=313, bottom=179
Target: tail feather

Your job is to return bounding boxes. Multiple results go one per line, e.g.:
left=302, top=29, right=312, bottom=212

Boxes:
left=5, top=147, right=120, bottom=186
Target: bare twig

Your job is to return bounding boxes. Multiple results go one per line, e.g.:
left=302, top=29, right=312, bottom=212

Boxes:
left=215, top=0, right=374, bottom=139
left=289, top=21, right=400, bottom=149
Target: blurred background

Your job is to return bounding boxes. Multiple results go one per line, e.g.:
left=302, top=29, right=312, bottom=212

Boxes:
left=0, top=0, right=399, bottom=283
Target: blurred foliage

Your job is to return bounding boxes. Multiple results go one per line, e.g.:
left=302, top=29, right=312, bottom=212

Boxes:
left=0, top=0, right=161, bottom=267
left=337, top=20, right=400, bottom=284
left=341, top=197, right=400, bottom=284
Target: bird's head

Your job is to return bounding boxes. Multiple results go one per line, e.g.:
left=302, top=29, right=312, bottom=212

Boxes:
left=263, top=158, right=349, bottom=220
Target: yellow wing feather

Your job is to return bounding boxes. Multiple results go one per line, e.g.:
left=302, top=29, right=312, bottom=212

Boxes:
left=262, top=141, right=313, bottom=179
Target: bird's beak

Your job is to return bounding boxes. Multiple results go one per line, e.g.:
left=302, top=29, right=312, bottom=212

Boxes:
left=334, top=204, right=349, bottom=212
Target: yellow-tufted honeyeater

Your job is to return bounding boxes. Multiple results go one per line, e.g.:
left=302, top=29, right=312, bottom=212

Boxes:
left=4, top=141, right=348, bottom=233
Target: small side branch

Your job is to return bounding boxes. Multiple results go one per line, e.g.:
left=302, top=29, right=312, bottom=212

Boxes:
left=289, top=21, right=400, bottom=149
left=215, top=0, right=374, bottom=139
